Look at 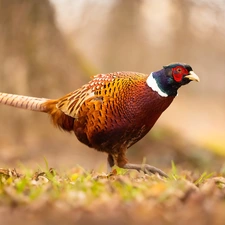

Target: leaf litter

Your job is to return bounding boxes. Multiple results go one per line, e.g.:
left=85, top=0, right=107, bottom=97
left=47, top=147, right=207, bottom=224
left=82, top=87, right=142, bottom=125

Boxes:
left=0, top=166, right=225, bottom=225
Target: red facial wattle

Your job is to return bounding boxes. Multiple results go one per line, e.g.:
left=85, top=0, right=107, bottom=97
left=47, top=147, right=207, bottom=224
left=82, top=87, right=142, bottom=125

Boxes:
left=172, top=66, right=189, bottom=82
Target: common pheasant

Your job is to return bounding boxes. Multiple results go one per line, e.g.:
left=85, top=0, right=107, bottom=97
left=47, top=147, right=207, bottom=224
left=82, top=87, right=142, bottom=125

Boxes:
left=0, top=63, right=199, bottom=177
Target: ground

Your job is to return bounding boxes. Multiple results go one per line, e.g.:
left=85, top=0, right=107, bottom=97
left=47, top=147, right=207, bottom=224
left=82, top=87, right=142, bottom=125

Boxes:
left=0, top=165, right=225, bottom=225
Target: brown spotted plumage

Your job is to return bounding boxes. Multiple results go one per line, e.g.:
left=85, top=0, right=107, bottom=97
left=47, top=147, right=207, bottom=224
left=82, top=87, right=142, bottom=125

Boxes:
left=0, top=63, right=200, bottom=177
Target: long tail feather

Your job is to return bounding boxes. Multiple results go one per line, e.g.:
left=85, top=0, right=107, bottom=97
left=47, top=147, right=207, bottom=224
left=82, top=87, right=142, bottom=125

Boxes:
left=0, top=92, right=75, bottom=132
left=0, top=92, right=48, bottom=112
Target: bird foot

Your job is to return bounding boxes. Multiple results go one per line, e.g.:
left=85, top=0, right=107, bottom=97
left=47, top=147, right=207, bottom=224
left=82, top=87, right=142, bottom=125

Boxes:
left=122, top=163, right=168, bottom=178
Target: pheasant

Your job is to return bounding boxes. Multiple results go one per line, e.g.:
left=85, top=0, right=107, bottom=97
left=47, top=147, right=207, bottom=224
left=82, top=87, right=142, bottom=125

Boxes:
left=0, top=63, right=199, bottom=177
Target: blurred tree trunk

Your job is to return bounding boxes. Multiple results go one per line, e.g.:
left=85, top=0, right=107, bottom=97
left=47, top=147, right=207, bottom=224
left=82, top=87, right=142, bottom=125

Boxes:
left=170, top=0, right=193, bottom=60
left=101, top=0, right=152, bottom=72
left=0, top=0, right=87, bottom=96
left=0, top=0, right=88, bottom=141
left=170, top=0, right=225, bottom=94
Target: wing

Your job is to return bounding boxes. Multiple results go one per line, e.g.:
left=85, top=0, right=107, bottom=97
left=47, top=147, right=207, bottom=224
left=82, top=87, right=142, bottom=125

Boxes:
left=56, top=72, right=147, bottom=118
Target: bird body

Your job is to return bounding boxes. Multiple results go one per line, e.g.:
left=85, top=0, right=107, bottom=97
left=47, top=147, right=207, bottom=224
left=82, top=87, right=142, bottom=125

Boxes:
left=0, top=63, right=200, bottom=177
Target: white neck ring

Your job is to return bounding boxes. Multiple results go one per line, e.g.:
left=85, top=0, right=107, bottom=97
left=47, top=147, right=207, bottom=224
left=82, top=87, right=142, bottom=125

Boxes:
left=146, top=73, right=168, bottom=97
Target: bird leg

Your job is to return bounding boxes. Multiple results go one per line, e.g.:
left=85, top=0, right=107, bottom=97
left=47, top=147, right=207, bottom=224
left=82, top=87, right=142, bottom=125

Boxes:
left=107, top=154, right=115, bottom=173
left=109, top=150, right=168, bottom=178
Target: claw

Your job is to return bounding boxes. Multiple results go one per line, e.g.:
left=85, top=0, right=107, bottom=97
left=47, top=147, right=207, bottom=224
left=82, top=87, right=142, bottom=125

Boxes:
left=122, top=163, right=168, bottom=178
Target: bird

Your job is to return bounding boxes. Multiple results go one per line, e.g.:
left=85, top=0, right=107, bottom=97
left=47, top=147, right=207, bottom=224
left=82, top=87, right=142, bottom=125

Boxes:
left=0, top=63, right=199, bottom=177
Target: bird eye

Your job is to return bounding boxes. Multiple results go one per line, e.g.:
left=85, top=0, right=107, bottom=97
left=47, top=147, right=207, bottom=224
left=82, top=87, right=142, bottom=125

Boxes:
left=177, top=68, right=182, bottom=73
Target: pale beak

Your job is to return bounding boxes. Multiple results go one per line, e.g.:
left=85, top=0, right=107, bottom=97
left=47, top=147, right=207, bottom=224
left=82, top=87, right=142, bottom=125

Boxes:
left=185, top=71, right=200, bottom=82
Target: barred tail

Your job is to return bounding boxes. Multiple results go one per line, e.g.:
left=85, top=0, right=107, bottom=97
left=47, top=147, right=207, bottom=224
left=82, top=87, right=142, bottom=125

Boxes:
left=0, top=92, right=49, bottom=112
left=0, top=92, right=75, bottom=132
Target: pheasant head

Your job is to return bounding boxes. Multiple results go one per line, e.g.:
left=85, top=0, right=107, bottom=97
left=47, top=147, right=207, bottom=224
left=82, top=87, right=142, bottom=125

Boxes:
left=147, top=63, right=200, bottom=97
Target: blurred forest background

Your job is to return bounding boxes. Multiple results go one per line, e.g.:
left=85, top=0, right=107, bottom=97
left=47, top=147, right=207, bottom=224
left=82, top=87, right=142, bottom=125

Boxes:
left=0, top=0, right=225, bottom=172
